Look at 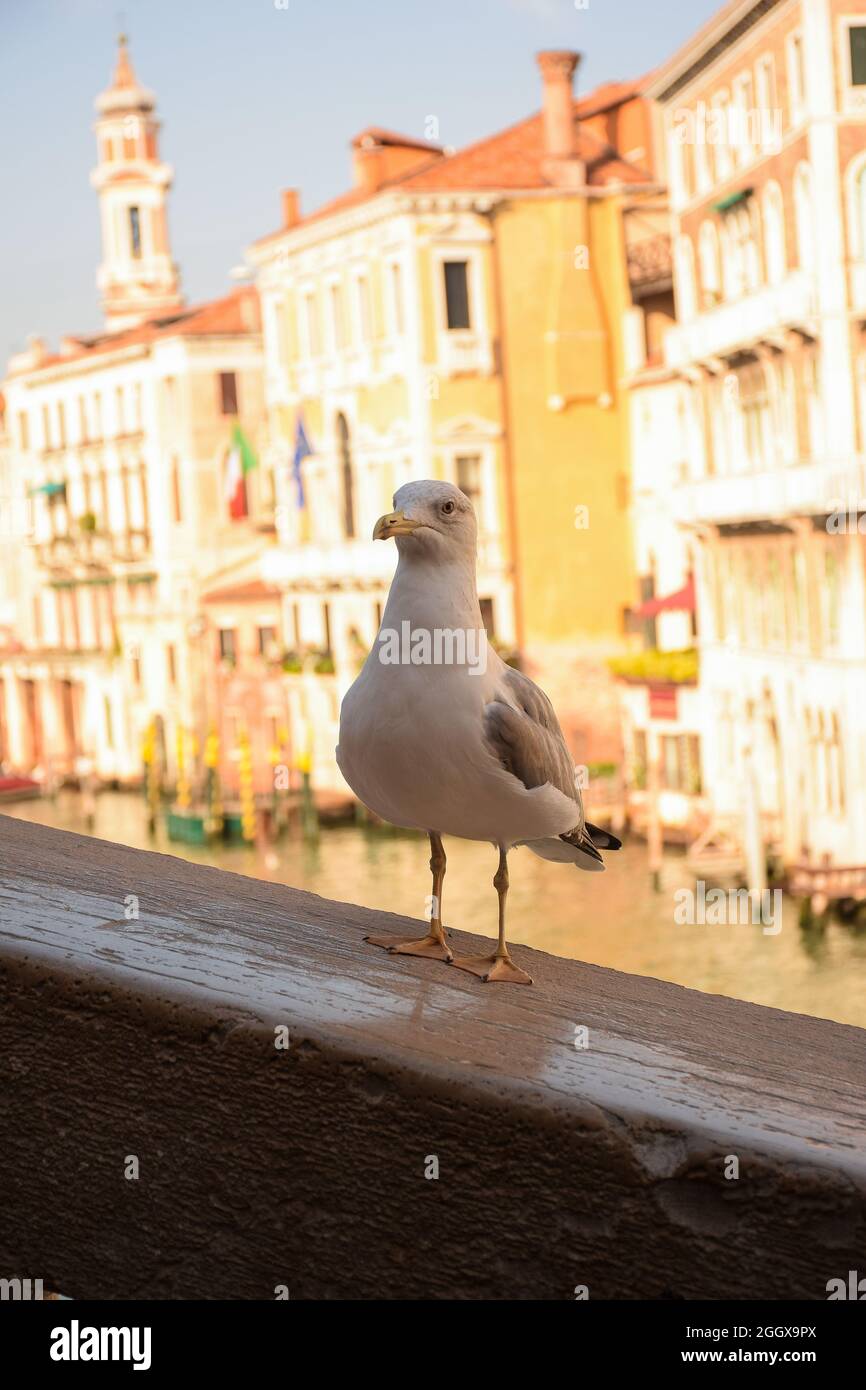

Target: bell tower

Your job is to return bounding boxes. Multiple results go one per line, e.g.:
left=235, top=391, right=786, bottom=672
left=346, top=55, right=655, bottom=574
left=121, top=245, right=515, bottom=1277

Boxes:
left=91, top=35, right=183, bottom=331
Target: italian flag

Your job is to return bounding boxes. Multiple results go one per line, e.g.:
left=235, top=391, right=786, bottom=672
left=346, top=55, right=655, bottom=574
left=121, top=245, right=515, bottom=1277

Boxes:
left=225, top=424, right=257, bottom=520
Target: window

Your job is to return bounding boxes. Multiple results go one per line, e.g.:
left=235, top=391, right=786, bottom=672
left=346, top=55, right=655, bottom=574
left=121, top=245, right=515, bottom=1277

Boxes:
left=632, top=730, right=648, bottom=790
left=302, top=291, right=320, bottom=357
left=803, top=352, right=823, bottom=456
left=167, top=644, right=177, bottom=686
left=329, top=284, right=345, bottom=350
left=443, top=260, right=471, bottom=330
left=57, top=402, right=66, bottom=448
left=661, top=735, right=701, bottom=793
left=171, top=456, right=183, bottom=523
left=722, top=203, right=760, bottom=298
left=78, top=397, right=87, bottom=443
left=698, top=222, right=721, bottom=305
left=755, top=57, right=778, bottom=148
left=18, top=412, right=29, bottom=450
left=787, top=34, right=805, bottom=124
left=93, top=393, right=103, bottom=438
left=710, top=92, right=732, bottom=180
left=257, top=625, right=277, bottom=656
left=356, top=275, right=372, bottom=341
left=115, top=387, right=125, bottom=436
left=794, top=163, right=815, bottom=271
left=638, top=571, right=657, bottom=649
left=219, top=372, right=238, bottom=416
left=163, top=376, right=177, bottom=425
left=456, top=454, right=482, bottom=511
left=219, top=628, right=237, bottom=665
left=850, top=25, right=866, bottom=85
left=762, top=183, right=786, bottom=285
left=390, top=262, right=405, bottom=335
left=732, top=73, right=754, bottom=165
left=129, top=206, right=142, bottom=259
left=675, top=236, right=696, bottom=320
left=854, top=163, right=866, bottom=258
left=337, top=412, right=355, bottom=539
left=823, top=547, right=841, bottom=650
left=739, top=363, right=773, bottom=470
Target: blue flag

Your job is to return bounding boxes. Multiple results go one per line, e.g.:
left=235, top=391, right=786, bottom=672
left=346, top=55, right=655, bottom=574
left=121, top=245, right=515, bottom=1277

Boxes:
left=293, top=415, right=312, bottom=508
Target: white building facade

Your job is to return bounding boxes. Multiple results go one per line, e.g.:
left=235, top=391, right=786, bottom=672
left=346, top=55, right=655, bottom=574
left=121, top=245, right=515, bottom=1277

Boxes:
left=649, top=0, right=866, bottom=891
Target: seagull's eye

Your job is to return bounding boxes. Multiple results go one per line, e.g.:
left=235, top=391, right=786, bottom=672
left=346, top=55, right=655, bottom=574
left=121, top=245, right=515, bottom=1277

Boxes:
left=441, top=500, right=455, bottom=516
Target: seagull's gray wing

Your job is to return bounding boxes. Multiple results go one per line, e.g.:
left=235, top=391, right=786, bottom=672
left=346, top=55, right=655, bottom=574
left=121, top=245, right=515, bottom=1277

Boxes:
left=483, top=666, right=584, bottom=825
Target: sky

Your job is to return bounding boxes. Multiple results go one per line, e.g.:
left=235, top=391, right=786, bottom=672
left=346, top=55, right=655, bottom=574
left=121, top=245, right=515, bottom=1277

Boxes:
left=0, top=0, right=721, bottom=359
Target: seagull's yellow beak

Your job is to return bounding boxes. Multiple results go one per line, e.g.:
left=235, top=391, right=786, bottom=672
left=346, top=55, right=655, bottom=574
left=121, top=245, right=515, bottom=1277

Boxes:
left=373, top=510, right=422, bottom=540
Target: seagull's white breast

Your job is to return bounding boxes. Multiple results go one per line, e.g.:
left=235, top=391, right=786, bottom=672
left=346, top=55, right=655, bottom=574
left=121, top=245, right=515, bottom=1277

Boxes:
left=337, top=649, right=579, bottom=847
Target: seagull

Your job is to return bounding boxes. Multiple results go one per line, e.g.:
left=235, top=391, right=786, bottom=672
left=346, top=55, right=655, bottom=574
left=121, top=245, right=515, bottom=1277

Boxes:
left=336, top=480, right=620, bottom=984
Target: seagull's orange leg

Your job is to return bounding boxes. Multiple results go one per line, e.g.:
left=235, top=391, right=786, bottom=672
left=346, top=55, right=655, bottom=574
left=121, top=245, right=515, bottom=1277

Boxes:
left=450, top=846, right=532, bottom=984
left=366, top=831, right=453, bottom=961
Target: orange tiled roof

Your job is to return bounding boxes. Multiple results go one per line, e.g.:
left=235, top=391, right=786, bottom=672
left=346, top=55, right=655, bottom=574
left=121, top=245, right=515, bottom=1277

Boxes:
left=32, top=287, right=260, bottom=370
left=351, top=126, right=442, bottom=152
left=201, top=578, right=281, bottom=604
left=252, top=77, right=654, bottom=247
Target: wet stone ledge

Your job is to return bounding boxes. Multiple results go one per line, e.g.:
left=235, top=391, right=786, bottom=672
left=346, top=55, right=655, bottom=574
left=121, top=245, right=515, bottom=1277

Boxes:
left=1, top=813, right=865, bottom=1300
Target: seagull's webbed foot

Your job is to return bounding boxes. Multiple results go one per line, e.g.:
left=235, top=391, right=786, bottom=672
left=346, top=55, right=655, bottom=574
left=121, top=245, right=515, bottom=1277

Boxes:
left=366, top=831, right=454, bottom=962
left=449, top=951, right=532, bottom=985
left=365, top=929, right=453, bottom=962
left=449, top=846, right=533, bottom=983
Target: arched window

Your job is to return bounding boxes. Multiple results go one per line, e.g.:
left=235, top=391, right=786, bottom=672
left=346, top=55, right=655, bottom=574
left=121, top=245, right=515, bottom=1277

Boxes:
left=845, top=155, right=866, bottom=260
left=698, top=221, right=721, bottom=305
left=675, top=235, right=696, bottom=321
left=762, top=182, right=787, bottom=285
left=739, top=361, right=773, bottom=470
left=337, top=412, right=355, bottom=539
left=794, top=162, right=816, bottom=270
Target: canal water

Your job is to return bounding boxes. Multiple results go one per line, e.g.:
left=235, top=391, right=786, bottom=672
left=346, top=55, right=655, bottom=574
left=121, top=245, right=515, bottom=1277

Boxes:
left=5, top=789, right=866, bottom=1028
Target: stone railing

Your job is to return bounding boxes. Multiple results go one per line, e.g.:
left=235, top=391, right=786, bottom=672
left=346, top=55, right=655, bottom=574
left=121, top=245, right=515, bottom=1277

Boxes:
left=1, top=814, right=865, bottom=1299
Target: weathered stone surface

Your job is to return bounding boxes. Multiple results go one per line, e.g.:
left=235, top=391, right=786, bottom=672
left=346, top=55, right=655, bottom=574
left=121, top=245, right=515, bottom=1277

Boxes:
left=1, top=813, right=865, bottom=1300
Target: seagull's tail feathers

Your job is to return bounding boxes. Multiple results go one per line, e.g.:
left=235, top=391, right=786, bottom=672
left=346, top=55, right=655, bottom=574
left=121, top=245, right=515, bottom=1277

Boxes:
left=523, top=826, right=606, bottom=872
left=585, top=821, right=622, bottom=851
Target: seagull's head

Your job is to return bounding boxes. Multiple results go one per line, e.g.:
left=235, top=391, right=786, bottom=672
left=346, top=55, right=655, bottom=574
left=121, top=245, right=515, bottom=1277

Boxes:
left=373, top=480, right=477, bottom=562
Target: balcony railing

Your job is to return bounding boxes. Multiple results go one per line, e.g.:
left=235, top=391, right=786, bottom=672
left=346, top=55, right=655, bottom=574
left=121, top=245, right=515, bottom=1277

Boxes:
left=2, top=814, right=865, bottom=1298
left=666, top=271, right=818, bottom=368
left=31, top=527, right=151, bottom=569
left=673, top=457, right=866, bottom=526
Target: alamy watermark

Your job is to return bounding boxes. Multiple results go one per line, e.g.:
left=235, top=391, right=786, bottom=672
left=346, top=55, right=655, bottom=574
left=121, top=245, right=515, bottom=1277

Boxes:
left=674, top=881, right=782, bottom=935
left=377, top=622, right=487, bottom=676
left=671, top=101, right=782, bottom=150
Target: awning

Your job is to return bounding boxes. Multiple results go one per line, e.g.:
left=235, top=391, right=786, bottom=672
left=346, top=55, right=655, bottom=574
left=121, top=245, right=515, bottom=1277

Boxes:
left=633, top=575, right=695, bottom=619
left=713, top=187, right=753, bottom=213
left=28, top=481, right=66, bottom=498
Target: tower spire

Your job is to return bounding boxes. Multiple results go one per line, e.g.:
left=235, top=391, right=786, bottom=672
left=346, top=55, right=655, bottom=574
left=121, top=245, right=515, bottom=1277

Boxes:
left=90, top=37, right=183, bottom=331
left=112, top=32, right=136, bottom=90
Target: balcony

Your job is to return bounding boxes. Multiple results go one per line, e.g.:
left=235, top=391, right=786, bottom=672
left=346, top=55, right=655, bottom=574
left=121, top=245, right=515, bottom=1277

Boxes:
left=665, top=272, right=818, bottom=369
left=673, top=456, right=866, bottom=527
left=2, top=814, right=865, bottom=1298
left=263, top=531, right=507, bottom=590
left=31, top=527, right=151, bottom=571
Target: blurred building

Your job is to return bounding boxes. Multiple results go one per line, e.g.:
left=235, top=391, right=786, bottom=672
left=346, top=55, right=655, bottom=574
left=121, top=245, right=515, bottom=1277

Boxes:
left=248, top=51, right=662, bottom=792
left=616, top=206, right=703, bottom=841
left=0, top=39, right=266, bottom=785
left=649, top=0, right=866, bottom=888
